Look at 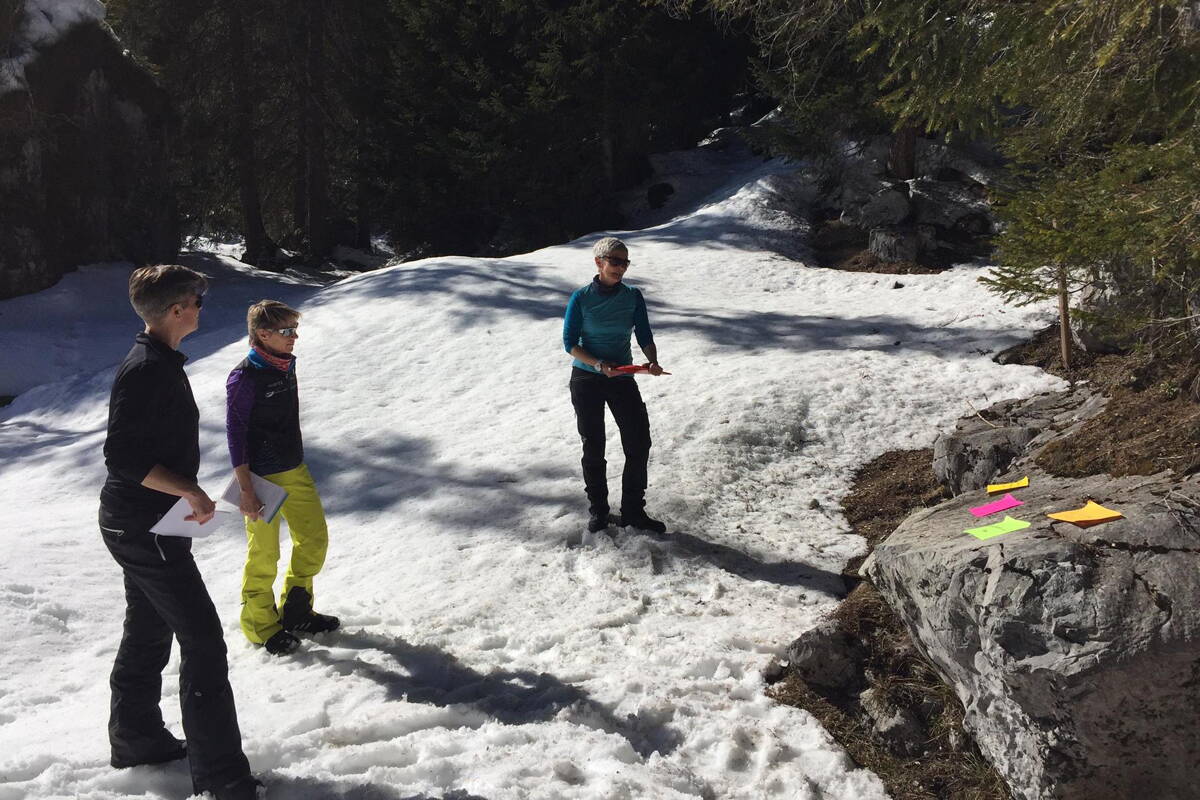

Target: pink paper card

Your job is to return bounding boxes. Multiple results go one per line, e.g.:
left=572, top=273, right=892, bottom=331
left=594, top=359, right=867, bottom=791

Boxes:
left=969, top=493, right=1023, bottom=518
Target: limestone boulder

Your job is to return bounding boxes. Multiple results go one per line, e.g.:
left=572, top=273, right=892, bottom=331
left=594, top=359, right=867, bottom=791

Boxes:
left=867, top=390, right=1200, bottom=800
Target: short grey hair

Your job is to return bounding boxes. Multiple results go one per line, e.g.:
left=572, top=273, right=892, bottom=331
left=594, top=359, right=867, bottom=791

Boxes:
left=593, top=237, right=627, bottom=259
left=128, top=264, right=208, bottom=323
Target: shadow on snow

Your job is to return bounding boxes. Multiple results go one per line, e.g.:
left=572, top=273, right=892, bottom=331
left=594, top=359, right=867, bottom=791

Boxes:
left=300, top=629, right=683, bottom=760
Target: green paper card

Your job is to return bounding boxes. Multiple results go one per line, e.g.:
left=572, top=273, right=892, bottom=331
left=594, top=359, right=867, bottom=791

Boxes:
left=966, top=515, right=1030, bottom=540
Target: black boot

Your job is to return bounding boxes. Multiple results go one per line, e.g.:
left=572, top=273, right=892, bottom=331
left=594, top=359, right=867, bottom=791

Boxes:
left=211, top=775, right=264, bottom=800
left=587, top=510, right=612, bottom=533
left=110, top=733, right=186, bottom=769
left=262, top=629, right=301, bottom=656
left=281, top=586, right=340, bottom=635
left=620, top=510, right=666, bottom=534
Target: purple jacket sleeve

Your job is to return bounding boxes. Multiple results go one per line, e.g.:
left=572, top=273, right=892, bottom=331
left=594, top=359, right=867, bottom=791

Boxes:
left=226, top=368, right=256, bottom=468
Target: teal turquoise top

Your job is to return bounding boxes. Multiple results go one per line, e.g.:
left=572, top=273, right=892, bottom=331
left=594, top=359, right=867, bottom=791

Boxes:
left=562, top=277, right=654, bottom=373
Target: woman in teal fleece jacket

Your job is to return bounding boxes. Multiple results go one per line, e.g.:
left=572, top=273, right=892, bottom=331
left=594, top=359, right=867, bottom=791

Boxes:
left=562, top=236, right=667, bottom=534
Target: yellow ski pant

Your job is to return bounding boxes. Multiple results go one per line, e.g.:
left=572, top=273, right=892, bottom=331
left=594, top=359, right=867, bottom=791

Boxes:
left=240, top=463, right=328, bottom=644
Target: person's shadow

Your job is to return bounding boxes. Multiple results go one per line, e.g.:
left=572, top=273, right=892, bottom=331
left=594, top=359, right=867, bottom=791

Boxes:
left=299, top=629, right=683, bottom=760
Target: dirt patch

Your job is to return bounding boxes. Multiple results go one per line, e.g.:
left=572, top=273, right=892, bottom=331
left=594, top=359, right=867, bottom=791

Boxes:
left=841, top=449, right=949, bottom=565
left=996, top=323, right=1200, bottom=478
left=810, top=219, right=991, bottom=275
left=811, top=220, right=943, bottom=274
left=1036, top=389, right=1200, bottom=476
left=768, top=450, right=1009, bottom=800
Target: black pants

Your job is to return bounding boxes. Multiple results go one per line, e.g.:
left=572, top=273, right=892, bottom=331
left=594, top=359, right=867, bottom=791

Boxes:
left=569, top=368, right=652, bottom=516
left=99, top=506, right=250, bottom=794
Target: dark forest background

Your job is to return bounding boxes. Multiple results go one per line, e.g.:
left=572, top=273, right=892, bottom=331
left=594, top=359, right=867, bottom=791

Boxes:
left=105, top=0, right=756, bottom=265
left=98, top=1, right=1200, bottom=355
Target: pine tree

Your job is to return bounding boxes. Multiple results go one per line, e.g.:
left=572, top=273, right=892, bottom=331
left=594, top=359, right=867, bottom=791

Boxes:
left=668, top=0, right=1200, bottom=358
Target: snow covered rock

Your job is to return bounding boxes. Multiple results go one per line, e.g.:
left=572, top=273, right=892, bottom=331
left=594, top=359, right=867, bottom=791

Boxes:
left=0, top=1, right=176, bottom=299
left=866, top=391, right=1200, bottom=800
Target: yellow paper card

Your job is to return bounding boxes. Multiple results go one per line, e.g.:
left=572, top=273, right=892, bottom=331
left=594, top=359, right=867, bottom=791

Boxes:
left=1046, top=500, right=1123, bottom=527
left=965, top=515, right=1031, bottom=540
left=987, top=476, right=1029, bottom=494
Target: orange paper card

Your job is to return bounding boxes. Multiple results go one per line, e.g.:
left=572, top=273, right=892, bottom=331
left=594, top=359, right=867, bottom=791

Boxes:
left=1046, top=500, right=1123, bottom=527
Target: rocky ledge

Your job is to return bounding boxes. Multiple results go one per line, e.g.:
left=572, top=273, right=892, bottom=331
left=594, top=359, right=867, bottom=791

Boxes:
left=863, top=385, right=1200, bottom=800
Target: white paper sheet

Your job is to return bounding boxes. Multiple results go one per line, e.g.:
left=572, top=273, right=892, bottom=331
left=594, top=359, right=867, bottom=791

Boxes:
left=221, top=472, right=289, bottom=523
left=149, top=498, right=232, bottom=537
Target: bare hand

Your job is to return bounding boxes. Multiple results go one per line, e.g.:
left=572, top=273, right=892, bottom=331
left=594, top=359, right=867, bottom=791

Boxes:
left=184, top=490, right=217, bottom=524
left=646, top=361, right=665, bottom=376
left=239, top=488, right=264, bottom=521
left=598, top=362, right=615, bottom=377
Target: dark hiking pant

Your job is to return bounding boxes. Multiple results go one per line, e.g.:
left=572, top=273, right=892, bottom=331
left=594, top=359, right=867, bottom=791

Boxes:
left=569, top=368, right=652, bottom=517
left=99, top=506, right=250, bottom=795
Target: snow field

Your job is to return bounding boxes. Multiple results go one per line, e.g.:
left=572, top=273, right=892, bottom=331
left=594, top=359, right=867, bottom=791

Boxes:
left=0, top=158, right=1063, bottom=799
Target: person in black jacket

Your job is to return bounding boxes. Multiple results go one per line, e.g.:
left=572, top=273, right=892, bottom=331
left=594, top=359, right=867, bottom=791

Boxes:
left=100, top=265, right=260, bottom=800
left=226, top=300, right=338, bottom=658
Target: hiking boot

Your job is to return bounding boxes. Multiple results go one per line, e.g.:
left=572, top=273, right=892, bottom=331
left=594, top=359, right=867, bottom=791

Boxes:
left=620, top=511, right=666, bottom=534
left=281, top=587, right=340, bottom=635
left=210, top=775, right=265, bottom=800
left=263, top=629, right=300, bottom=656
left=587, top=510, right=612, bottom=533
left=110, top=735, right=186, bottom=769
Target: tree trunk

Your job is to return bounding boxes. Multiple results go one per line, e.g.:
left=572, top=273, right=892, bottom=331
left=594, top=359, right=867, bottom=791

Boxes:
left=292, top=143, right=307, bottom=240
left=224, top=0, right=274, bottom=266
left=1058, top=267, right=1073, bottom=370
left=600, top=61, right=615, bottom=192
left=301, top=0, right=331, bottom=263
left=887, top=125, right=918, bottom=182
left=353, top=0, right=371, bottom=252
left=355, top=147, right=371, bottom=251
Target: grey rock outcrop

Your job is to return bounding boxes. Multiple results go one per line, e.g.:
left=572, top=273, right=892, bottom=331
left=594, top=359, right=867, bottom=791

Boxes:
left=866, top=389, right=1200, bottom=800
left=784, top=619, right=866, bottom=692
left=909, top=178, right=991, bottom=233
left=933, top=387, right=1108, bottom=496
left=0, top=6, right=177, bottom=299
left=817, top=134, right=1001, bottom=263
left=857, top=187, right=910, bottom=229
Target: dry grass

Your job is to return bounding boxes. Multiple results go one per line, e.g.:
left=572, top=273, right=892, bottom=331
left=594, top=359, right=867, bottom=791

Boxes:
left=997, top=324, right=1200, bottom=478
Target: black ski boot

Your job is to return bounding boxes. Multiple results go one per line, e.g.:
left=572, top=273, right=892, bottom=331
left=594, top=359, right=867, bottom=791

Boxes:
left=263, top=629, right=300, bottom=655
left=587, top=508, right=613, bottom=533
left=210, top=775, right=265, bottom=800
left=281, top=586, right=340, bottom=635
left=110, top=733, right=186, bottom=769
left=620, top=510, right=666, bottom=534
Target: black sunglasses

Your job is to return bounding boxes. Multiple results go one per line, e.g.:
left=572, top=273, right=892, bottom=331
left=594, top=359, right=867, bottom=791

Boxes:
left=602, top=256, right=631, bottom=267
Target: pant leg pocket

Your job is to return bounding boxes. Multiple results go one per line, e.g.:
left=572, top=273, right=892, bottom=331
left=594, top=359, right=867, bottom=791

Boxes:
left=99, top=507, right=126, bottom=538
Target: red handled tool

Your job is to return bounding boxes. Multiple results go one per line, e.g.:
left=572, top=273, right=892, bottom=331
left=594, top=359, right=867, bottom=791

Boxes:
left=612, top=364, right=671, bottom=375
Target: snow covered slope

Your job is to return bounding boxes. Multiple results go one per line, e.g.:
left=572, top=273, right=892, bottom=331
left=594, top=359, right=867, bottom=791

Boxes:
left=0, top=156, right=1062, bottom=799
